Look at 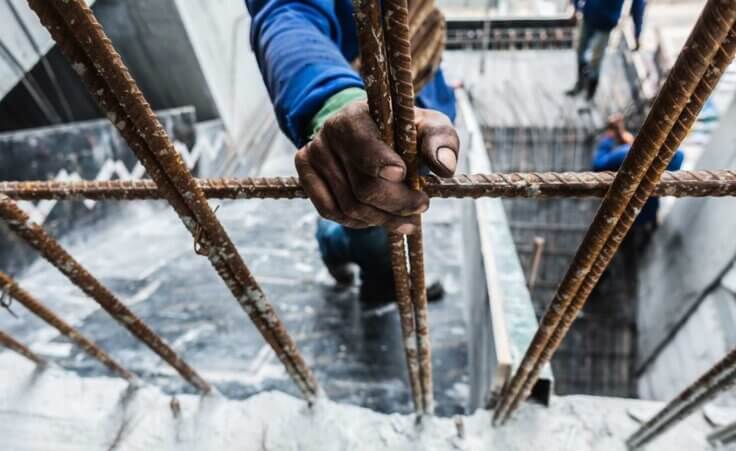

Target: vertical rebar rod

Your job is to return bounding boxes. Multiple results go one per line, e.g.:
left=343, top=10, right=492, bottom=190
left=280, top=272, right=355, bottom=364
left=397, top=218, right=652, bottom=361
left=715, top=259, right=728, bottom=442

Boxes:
left=627, top=347, right=736, bottom=449
left=0, top=271, right=134, bottom=381
left=0, top=330, right=45, bottom=365
left=27, top=0, right=318, bottom=399
left=353, top=0, right=424, bottom=413
left=0, top=194, right=210, bottom=392
left=526, top=237, right=545, bottom=290
left=494, top=0, right=736, bottom=423
left=384, top=0, right=434, bottom=414
left=505, top=23, right=736, bottom=422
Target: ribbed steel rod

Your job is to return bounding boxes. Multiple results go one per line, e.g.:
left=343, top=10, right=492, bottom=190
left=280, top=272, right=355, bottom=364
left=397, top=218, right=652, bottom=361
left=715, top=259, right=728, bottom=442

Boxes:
left=0, top=271, right=134, bottom=381
left=0, top=330, right=45, bottom=365
left=3, top=170, right=736, bottom=201
left=354, top=0, right=424, bottom=414
left=505, top=23, right=736, bottom=425
left=0, top=194, right=210, bottom=391
left=627, top=347, right=736, bottom=449
left=384, top=0, right=434, bottom=415
left=494, top=0, right=736, bottom=424
left=27, top=0, right=318, bottom=399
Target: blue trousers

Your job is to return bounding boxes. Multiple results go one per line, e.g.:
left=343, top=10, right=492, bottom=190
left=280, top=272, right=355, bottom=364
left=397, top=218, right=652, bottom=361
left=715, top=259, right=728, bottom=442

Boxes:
left=316, top=219, right=394, bottom=287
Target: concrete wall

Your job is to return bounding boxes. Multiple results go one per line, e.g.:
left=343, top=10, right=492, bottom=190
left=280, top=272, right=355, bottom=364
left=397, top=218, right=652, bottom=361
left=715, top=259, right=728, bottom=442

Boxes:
left=636, top=98, right=736, bottom=403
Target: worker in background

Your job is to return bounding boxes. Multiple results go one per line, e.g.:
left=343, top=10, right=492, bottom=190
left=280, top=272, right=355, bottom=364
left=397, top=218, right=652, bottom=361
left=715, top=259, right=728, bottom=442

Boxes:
left=566, top=0, right=647, bottom=101
left=245, top=1, right=459, bottom=304
left=592, top=114, right=683, bottom=241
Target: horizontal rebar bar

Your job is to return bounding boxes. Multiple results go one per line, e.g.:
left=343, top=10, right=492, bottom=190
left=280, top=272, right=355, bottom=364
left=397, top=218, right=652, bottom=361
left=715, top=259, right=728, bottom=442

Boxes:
left=0, top=271, right=134, bottom=380
left=0, top=329, right=45, bottom=365
left=494, top=0, right=736, bottom=424
left=28, top=0, right=318, bottom=399
left=2, top=170, right=736, bottom=201
left=627, top=347, right=736, bottom=449
left=0, top=194, right=210, bottom=392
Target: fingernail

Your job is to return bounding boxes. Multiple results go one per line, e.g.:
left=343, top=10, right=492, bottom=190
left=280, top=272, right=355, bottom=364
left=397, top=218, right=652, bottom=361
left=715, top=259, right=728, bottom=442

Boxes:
left=379, top=165, right=404, bottom=182
left=396, top=223, right=415, bottom=235
left=437, top=147, right=457, bottom=173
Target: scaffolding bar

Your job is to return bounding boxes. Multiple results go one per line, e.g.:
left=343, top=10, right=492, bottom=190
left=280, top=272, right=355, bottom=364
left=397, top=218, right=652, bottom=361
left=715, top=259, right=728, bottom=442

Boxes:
left=0, top=194, right=210, bottom=391
left=27, top=0, right=318, bottom=399
left=384, top=0, right=434, bottom=415
left=3, top=170, right=736, bottom=201
left=627, top=347, right=736, bottom=449
left=354, top=0, right=424, bottom=413
left=0, top=271, right=134, bottom=381
left=0, top=330, right=45, bottom=365
left=494, top=0, right=736, bottom=424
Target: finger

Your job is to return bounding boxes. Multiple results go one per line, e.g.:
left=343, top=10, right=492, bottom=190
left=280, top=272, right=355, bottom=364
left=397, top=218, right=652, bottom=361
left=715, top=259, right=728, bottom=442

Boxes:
left=295, top=147, right=349, bottom=224
left=348, top=170, right=429, bottom=216
left=308, top=142, right=416, bottom=231
left=323, top=102, right=407, bottom=182
left=416, top=109, right=460, bottom=177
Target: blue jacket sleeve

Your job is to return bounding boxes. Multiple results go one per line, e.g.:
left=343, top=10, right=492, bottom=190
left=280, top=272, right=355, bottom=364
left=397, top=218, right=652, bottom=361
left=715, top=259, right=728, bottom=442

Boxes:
left=246, top=0, right=364, bottom=147
left=631, top=0, right=646, bottom=39
left=593, top=137, right=630, bottom=171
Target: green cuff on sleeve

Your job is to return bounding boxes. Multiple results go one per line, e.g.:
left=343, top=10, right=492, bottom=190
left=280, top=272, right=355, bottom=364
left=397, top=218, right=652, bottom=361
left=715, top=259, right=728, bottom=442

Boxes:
left=309, top=87, right=367, bottom=139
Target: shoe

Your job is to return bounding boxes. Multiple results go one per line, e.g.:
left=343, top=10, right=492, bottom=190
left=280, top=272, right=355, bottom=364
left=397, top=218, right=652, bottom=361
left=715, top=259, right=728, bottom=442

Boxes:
left=359, top=279, right=445, bottom=305
left=326, top=263, right=354, bottom=286
left=585, top=78, right=599, bottom=101
left=565, top=82, right=584, bottom=96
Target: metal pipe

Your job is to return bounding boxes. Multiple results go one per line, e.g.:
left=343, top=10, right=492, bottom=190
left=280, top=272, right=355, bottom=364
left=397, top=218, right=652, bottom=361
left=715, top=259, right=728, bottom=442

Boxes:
left=0, top=194, right=210, bottom=392
left=354, top=0, right=423, bottom=413
left=3, top=170, right=736, bottom=201
left=627, top=347, right=736, bottom=449
left=0, top=271, right=134, bottom=380
left=27, top=0, right=319, bottom=399
left=494, top=0, right=736, bottom=424
left=384, top=0, right=434, bottom=415
left=526, top=237, right=545, bottom=290
left=507, top=23, right=736, bottom=424
left=0, top=329, right=45, bottom=365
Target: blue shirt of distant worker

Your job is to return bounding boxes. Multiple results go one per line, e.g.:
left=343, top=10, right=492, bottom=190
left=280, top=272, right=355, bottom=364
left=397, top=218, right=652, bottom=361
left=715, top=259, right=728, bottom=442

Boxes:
left=567, top=0, right=647, bottom=100
left=246, top=1, right=456, bottom=304
left=592, top=116, right=683, bottom=226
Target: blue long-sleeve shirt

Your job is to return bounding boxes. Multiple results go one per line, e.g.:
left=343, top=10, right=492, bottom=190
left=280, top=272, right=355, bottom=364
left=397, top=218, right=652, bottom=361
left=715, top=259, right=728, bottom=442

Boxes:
left=573, top=0, right=646, bottom=38
left=246, top=0, right=456, bottom=147
left=592, top=136, right=683, bottom=225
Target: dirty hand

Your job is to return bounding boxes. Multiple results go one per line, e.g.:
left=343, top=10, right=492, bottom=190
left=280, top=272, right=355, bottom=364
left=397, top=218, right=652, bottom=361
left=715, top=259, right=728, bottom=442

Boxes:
left=295, top=101, right=459, bottom=234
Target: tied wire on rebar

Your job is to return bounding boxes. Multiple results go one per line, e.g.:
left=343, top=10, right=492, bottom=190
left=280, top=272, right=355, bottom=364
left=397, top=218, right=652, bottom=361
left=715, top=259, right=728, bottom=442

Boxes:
left=0, top=271, right=134, bottom=381
left=26, top=0, right=319, bottom=399
left=494, top=0, right=736, bottom=425
left=3, top=170, right=736, bottom=201
left=0, top=194, right=210, bottom=391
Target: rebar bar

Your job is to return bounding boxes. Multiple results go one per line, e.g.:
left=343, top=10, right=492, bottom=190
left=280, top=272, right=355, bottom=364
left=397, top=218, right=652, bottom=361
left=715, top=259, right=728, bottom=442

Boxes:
left=3, top=170, right=736, bottom=201
left=627, top=347, right=736, bottom=449
left=27, top=0, right=318, bottom=399
left=504, top=23, right=736, bottom=424
left=0, top=329, right=45, bottom=365
left=494, top=0, right=736, bottom=423
left=0, top=194, right=210, bottom=391
left=384, top=0, right=434, bottom=415
left=354, top=0, right=423, bottom=413
left=526, top=237, right=545, bottom=290
left=0, top=271, right=134, bottom=381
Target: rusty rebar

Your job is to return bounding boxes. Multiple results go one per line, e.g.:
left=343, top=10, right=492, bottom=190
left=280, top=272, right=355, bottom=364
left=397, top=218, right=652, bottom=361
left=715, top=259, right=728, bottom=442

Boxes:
left=27, top=0, right=318, bottom=398
left=354, top=0, right=423, bottom=413
left=627, top=347, right=736, bottom=449
left=384, top=0, right=434, bottom=415
left=0, top=271, right=134, bottom=380
left=494, top=1, right=736, bottom=423
left=0, top=329, right=45, bottom=365
left=4, top=170, right=736, bottom=201
left=0, top=194, right=210, bottom=391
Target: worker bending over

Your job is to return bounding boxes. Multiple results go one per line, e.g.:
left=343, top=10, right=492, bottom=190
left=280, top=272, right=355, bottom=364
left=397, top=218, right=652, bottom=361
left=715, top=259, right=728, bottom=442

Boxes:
left=567, top=0, right=647, bottom=101
left=246, top=1, right=459, bottom=304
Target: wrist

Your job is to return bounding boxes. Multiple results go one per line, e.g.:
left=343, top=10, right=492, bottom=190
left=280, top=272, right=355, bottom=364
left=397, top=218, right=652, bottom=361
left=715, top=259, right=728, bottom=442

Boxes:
left=309, top=87, right=367, bottom=139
